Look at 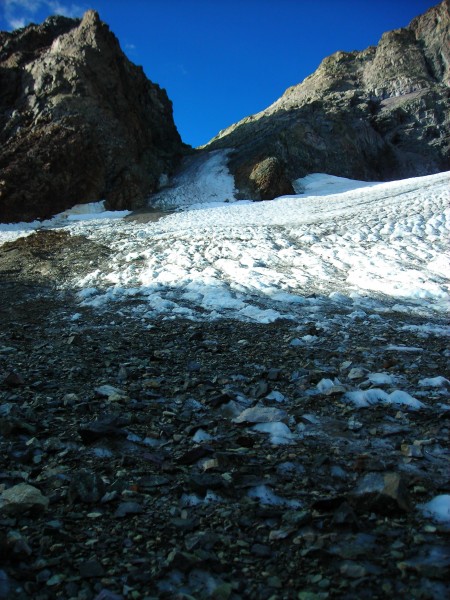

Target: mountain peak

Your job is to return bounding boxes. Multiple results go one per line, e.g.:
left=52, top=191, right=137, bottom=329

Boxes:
left=0, top=10, right=185, bottom=222
left=203, top=0, right=449, bottom=200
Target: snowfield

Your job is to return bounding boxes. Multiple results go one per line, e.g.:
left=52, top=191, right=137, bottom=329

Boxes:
left=1, top=154, right=449, bottom=325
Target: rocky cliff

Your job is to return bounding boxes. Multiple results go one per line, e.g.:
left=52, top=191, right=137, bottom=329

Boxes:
left=0, top=10, right=186, bottom=222
left=204, top=0, right=450, bottom=200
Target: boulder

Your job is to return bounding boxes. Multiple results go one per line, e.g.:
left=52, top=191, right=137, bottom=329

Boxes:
left=0, top=483, right=49, bottom=515
left=247, top=156, right=295, bottom=200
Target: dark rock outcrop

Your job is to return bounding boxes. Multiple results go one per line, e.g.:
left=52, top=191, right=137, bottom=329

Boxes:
left=0, top=10, right=186, bottom=222
left=245, top=156, right=294, bottom=200
left=204, top=0, right=450, bottom=199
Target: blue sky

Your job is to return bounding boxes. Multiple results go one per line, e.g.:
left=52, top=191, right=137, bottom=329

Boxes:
left=0, top=0, right=439, bottom=147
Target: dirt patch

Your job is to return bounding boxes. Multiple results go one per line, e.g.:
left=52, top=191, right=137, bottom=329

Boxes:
left=0, top=229, right=111, bottom=285
left=124, top=207, right=174, bottom=224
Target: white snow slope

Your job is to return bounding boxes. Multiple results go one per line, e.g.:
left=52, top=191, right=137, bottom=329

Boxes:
left=1, top=153, right=449, bottom=325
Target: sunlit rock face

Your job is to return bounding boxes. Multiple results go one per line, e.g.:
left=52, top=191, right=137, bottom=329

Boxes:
left=204, top=1, right=450, bottom=199
left=0, top=10, right=186, bottom=222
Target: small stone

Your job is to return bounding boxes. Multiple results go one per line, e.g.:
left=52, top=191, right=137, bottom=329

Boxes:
left=267, top=368, right=282, bottom=381
left=95, top=384, right=125, bottom=398
left=79, top=559, right=105, bottom=578
left=266, top=575, right=282, bottom=588
left=78, top=417, right=128, bottom=444
left=177, top=446, right=213, bottom=465
left=166, top=550, right=200, bottom=572
left=251, top=543, right=272, bottom=557
left=332, top=502, right=359, bottom=527
left=46, top=573, right=66, bottom=586
left=4, top=371, right=25, bottom=387
left=347, top=367, right=366, bottom=380
left=401, top=443, right=423, bottom=458
left=233, top=405, right=288, bottom=424
left=189, top=473, right=225, bottom=492
left=349, top=472, right=413, bottom=513
left=114, top=501, right=143, bottom=518
left=0, top=483, right=49, bottom=516
left=266, top=390, right=285, bottom=402
left=138, top=475, right=170, bottom=489
left=253, top=380, right=269, bottom=398
left=282, top=510, right=312, bottom=526
left=0, top=571, right=15, bottom=598
left=63, top=393, right=80, bottom=406
left=5, top=530, right=32, bottom=559
left=0, top=346, right=17, bottom=354
left=202, top=458, right=219, bottom=471
left=339, top=561, right=367, bottom=578
left=36, top=569, right=52, bottom=583
left=68, top=470, right=106, bottom=504
left=93, top=591, right=125, bottom=600
left=397, top=544, right=450, bottom=579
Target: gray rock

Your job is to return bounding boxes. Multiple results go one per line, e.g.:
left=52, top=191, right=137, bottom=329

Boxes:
left=0, top=571, right=11, bottom=600
left=68, top=470, right=105, bottom=504
left=203, top=1, right=449, bottom=198
left=94, top=385, right=125, bottom=399
left=3, top=371, right=25, bottom=387
left=79, top=559, right=105, bottom=578
left=114, top=501, right=143, bottom=518
left=397, top=545, right=450, bottom=579
left=247, top=156, right=295, bottom=200
left=0, top=483, right=49, bottom=515
left=349, top=472, right=413, bottom=513
left=93, top=590, right=125, bottom=600
left=0, top=10, right=186, bottom=222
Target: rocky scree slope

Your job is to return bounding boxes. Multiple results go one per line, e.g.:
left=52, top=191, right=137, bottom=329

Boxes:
left=203, top=0, right=450, bottom=200
left=0, top=10, right=186, bottom=223
left=0, top=230, right=449, bottom=599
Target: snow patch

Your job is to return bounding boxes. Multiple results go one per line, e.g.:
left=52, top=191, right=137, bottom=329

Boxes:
left=344, top=388, right=425, bottom=410
left=1, top=170, right=449, bottom=324
left=151, top=150, right=237, bottom=209
left=252, top=422, right=293, bottom=445
left=420, top=495, right=450, bottom=523
left=248, top=485, right=301, bottom=508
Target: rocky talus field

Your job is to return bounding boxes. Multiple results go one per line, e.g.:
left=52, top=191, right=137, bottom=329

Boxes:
left=0, top=228, right=449, bottom=600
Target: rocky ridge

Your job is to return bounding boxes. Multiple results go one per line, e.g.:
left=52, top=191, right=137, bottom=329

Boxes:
left=0, top=10, right=186, bottom=223
left=203, top=0, right=450, bottom=200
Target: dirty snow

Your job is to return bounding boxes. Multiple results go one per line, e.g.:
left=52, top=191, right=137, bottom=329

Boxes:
left=0, top=200, right=130, bottom=244
left=0, top=155, right=449, bottom=326
left=344, top=388, right=425, bottom=410
left=151, top=150, right=238, bottom=209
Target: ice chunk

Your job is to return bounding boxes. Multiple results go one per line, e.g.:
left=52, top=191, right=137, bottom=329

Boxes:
left=192, top=429, right=213, bottom=443
left=388, top=390, right=424, bottom=410
left=418, top=376, right=450, bottom=388
left=317, top=379, right=335, bottom=393
left=420, top=495, right=450, bottom=523
left=344, top=388, right=424, bottom=410
left=266, top=390, right=285, bottom=402
left=252, top=422, right=293, bottom=445
left=248, top=485, right=300, bottom=508
left=367, top=372, right=397, bottom=385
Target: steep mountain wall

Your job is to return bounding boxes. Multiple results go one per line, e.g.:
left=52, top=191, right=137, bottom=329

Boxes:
left=204, top=0, right=450, bottom=199
left=0, top=10, right=186, bottom=222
